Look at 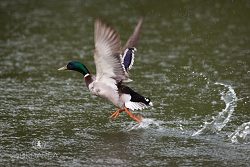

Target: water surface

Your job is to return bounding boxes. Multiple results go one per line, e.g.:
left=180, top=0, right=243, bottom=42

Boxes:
left=0, top=0, right=250, bottom=166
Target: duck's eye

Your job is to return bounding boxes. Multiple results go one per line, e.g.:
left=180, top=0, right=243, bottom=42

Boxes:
left=67, top=63, right=72, bottom=70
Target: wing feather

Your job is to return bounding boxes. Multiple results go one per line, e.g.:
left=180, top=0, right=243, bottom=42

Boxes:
left=94, top=19, right=126, bottom=83
left=123, top=18, right=143, bottom=50
left=121, top=18, right=143, bottom=80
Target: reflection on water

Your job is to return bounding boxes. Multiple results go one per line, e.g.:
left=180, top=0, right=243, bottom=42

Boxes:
left=1, top=0, right=250, bottom=166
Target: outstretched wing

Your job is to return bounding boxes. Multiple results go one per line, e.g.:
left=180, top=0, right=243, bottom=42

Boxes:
left=94, top=19, right=126, bottom=83
left=121, top=18, right=143, bottom=75
left=123, top=18, right=143, bottom=50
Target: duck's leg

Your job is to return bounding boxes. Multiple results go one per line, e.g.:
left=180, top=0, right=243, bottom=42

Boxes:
left=124, top=108, right=142, bottom=123
left=110, top=108, right=125, bottom=120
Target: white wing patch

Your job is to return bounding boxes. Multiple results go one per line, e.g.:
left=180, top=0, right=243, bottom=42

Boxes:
left=120, top=91, right=153, bottom=111
left=125, top=101, right=150, bottom=111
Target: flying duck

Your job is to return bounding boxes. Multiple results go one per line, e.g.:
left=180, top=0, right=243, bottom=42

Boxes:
left=58, top=18, right=152, bottom=123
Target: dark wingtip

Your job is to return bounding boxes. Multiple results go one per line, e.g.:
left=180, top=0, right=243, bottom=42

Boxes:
left=123, top=17, right=144, bottom=50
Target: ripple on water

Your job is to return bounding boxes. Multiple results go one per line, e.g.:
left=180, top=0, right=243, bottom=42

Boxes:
left=193, top=82, right=238, bottom=136
left=125, top=118, right=165, bottom=131
left=229, top=122, right=250, bottom=144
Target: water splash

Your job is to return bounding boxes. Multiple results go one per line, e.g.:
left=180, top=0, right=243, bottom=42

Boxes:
left=229, top=122, right=250, bottom=144
left=126, top=118, right=164, bottom=131
left=193, top=82, right=238, bottom=136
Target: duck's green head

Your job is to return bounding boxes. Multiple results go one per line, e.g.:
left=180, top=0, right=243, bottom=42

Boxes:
left=58, top=61, right=90, bottom=77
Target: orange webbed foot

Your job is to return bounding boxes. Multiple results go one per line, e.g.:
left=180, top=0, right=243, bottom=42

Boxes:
left=124, top=108, right=143, bottom=123
left=110, top=108, right=125, bottom=120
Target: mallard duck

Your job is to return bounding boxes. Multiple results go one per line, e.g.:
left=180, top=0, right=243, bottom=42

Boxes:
left=58, top=18, right=152, bottom=123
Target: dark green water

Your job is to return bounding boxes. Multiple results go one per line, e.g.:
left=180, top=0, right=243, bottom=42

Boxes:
left=1, top=0, right=250, bottom=166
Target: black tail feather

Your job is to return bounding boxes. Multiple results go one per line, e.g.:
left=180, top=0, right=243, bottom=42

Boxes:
left=118, top=84, right=151, bottom=105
